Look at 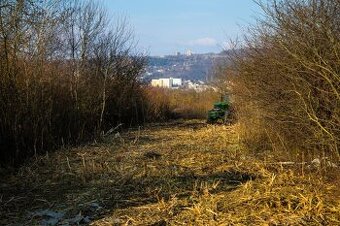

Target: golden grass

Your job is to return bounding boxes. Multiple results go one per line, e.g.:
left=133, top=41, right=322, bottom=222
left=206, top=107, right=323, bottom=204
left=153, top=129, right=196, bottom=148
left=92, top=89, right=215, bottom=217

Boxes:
left=0, top=120, right=339, bottom=225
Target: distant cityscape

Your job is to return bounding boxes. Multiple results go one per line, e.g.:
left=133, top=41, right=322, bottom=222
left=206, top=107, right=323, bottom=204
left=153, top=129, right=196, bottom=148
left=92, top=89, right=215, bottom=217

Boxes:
left=150, top=77, right=215, bottom=92
left=142, top=50, right=229, bottom=91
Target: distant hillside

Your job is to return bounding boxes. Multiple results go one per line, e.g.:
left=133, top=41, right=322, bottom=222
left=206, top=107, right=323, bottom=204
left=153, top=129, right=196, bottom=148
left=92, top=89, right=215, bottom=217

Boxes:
left=143, top=52, right=230, bottom=82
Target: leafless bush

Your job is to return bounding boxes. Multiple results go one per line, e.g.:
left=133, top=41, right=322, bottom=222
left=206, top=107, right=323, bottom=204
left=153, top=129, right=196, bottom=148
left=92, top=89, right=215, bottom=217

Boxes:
left=0, top=0, right=146, bottom=166
left=226, top=0, right=339, bottom=159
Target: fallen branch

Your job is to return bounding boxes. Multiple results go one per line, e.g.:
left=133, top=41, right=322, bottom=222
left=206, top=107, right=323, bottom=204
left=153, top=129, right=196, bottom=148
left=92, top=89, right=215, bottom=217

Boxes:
left=103, top=123, right=123, bottom=137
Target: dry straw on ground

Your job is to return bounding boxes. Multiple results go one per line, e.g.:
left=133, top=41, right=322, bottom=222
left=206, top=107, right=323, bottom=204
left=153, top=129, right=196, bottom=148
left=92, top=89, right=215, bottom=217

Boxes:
left=0, top=120, right=339, bottom=225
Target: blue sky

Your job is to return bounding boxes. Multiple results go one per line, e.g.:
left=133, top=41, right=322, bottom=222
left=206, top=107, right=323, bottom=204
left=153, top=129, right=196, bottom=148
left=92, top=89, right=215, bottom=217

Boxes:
left=101, top=0, right=262, bottom=56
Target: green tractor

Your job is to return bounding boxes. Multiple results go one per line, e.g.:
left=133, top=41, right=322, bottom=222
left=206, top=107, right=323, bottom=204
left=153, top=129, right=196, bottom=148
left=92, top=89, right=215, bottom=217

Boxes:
left=207, top=96, right=230, bottom=124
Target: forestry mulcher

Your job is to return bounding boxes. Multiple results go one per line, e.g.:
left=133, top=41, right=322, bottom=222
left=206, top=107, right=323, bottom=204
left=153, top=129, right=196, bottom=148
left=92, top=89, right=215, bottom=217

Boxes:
left=207, top=95, right=231, bottom=124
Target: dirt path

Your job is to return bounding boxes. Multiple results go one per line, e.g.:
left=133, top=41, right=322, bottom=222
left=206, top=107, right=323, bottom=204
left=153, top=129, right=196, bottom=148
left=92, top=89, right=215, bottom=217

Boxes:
left=1, top=120, right=339, bottom=225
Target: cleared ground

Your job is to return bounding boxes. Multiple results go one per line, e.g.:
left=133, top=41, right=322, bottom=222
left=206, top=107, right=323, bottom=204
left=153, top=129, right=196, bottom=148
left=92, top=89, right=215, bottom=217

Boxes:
left=1, top=120, right=339, bottom=225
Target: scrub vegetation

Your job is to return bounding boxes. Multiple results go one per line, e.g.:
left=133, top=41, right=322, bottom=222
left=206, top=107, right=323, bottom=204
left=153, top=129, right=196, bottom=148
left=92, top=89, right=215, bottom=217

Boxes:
left=223, top=0, right=339, bottom=161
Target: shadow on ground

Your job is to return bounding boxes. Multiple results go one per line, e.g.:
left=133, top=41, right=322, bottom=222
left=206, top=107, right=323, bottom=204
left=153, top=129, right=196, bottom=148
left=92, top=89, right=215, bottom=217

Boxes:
left=0, top=120, right=253, bottom=225
left=102, top=170, right=256, bottom=210
left=0, top=166, right=256, bottom=224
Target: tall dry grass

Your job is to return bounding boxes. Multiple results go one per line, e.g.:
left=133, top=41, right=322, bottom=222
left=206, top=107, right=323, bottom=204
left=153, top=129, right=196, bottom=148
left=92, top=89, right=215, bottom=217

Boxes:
left=144, top=87, right=221, bottom=121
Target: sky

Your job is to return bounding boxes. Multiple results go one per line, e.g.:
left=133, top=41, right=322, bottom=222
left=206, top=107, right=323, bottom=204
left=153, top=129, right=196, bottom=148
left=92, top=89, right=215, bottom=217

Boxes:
left=101, top=0, right=262, bottom=56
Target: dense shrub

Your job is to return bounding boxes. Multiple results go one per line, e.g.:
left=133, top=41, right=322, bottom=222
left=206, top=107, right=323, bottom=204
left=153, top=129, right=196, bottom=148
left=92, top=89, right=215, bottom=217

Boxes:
left=0, top=0, right=146, bottom=166
left=226, top=0, right=339, bottom=159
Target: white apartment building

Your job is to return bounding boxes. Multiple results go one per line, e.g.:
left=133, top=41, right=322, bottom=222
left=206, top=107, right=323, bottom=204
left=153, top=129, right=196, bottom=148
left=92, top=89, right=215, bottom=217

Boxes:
left=151, top=77, right=182, bottom=89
